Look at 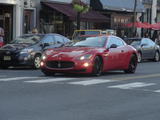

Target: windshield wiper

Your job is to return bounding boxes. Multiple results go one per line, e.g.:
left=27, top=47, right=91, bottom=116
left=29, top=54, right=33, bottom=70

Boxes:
left=74, top=45, right=88, bottom=47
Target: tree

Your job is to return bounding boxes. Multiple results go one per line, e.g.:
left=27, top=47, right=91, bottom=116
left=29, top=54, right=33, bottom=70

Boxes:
left=72, top=0, right=89, bottom=30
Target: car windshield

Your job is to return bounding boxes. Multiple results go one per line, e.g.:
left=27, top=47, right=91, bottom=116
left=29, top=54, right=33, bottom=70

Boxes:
left=130, top=40, right=141, bottom=46
left=10, top=35, right=44, bottom=44
left=73, top=36, right=106, bottom=47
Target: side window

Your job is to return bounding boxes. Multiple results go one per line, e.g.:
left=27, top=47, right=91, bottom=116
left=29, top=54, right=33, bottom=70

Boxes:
left=54, top=35, right=64, bottom=44
left=141, top=38, right=148, bottom=45
left=106, top=37, right=124, bottom=48
left=106, top=37, right=116, bottom=48
left=147, top=39, right=155, bottom=46
left=64, top=38, right=71, bottom=43
left=116, top=38, right=124, bottom=46
left=42, top=35, right=55, bottom=45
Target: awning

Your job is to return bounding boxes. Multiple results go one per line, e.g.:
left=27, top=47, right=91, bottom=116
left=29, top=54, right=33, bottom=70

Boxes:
left=99, top=0, right=145, bottom=12
left=151, top=22, right=160, bottom=30
left=41, top=2, right=109, bottom=23
left=124, top=22, right=151, bottom=28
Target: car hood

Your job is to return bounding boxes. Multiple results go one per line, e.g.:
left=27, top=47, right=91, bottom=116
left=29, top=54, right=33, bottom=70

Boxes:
left=0, top=44, right=30, bottom=51
left=47, top=47, right=102, bottom=60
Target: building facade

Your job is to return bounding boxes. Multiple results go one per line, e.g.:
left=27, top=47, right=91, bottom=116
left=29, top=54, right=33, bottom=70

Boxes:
left=39, top=0, right=108, bottom=37
left=1, top=0, right=160, bottom=43
left=0, top=0, right=23, bottom=43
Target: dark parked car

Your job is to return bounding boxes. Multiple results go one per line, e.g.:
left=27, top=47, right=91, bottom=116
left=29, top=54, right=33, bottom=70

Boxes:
left=126, top=38, right=160, bottom=62
left=0, top=33, right=71, bottom=69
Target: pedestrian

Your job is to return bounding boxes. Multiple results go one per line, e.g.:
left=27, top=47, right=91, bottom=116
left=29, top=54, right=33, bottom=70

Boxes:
left=0, top=25, right=4, bottom=46
left=155, top=31, right=160, bottom=45
left=144, top=32, right=149, bottom=38
left=32, top=27, right=38, bottom=34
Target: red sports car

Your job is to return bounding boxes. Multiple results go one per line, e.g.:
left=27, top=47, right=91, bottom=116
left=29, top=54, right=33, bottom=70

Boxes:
left=40, top=35, right=138, bottom=76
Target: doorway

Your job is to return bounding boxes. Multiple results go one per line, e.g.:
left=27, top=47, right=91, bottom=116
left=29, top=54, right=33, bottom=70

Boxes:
left=0, top=4, right=13, bottom=43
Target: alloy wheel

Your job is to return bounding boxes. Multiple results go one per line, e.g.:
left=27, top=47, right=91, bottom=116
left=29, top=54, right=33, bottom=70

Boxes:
left=34, top=56, right=41, bottom=69
left=124, top=55, right=137, bottom=73
left=154, top=52, right=160, bottom=62
left=137, top=52, right=142, bottom=63
left=92, top=57, right=102, bottom=76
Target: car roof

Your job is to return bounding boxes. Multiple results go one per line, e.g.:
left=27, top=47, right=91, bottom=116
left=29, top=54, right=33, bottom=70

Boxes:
left=125, top=38, right=141, bottom=40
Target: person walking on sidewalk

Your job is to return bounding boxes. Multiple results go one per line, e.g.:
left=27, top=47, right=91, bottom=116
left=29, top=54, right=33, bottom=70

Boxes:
left=0, top=25, right=4, bottom=47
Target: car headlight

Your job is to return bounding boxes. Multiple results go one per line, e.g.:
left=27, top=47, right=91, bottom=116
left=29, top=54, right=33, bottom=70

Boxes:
left=41, top=54, right=47, bottom=60
left=78, top=54, right=92, bottom=60
left=20, top=48, right=33, bottom=54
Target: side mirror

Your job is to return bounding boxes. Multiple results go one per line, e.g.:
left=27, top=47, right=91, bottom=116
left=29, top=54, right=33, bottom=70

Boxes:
left=110, top=44, right=118, bottom=49
left=40, top=43, right=50, bottom=48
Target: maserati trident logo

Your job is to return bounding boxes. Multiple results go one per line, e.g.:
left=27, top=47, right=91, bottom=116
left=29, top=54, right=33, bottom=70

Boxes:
left=57, top=55, right=62, bottom=68
left=58, top=61, right=61, bottom=68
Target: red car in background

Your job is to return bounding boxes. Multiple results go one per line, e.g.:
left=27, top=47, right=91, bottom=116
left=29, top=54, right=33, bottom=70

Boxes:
left=40, top=35, right=138, bottom=76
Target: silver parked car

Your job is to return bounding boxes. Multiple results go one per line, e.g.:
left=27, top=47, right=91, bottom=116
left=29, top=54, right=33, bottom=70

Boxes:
left=126, top=38, right=160, bottom=62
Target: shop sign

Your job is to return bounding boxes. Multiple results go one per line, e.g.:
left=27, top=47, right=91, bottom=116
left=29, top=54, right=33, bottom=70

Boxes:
left=0, top=0, right=17, bottom=4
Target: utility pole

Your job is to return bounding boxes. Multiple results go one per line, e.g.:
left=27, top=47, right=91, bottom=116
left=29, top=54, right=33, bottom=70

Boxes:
left=132, top=0, right=137, bottom=37
left=151, top=0, right=157, bottom=24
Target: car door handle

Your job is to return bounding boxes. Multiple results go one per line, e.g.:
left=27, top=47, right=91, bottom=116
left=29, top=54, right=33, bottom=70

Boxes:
left=121, top=50, right=124, bottom=52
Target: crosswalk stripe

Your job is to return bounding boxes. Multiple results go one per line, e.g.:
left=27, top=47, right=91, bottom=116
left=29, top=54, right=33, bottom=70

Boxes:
left=108, top=82, right=156, bottom=89
left=0, top=77, right=40, bottom=82
left=154, top=90, right=160, bottom=93
left=25, top=78, right=76, bottom=83
left=69, top=79, right=116, bottom=86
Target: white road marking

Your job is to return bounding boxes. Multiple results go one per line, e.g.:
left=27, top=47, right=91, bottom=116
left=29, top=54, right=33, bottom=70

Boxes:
left=69, top=79, right=116, bottom=86
left=0, top=75, right=6, bottom=78
left=25, top=78, right=76, bottom=83
left=0, top=77, right=40, bottom=82
left=108, top=82, right=156, bottom=89
left=154, top=90, right=160, bottom=93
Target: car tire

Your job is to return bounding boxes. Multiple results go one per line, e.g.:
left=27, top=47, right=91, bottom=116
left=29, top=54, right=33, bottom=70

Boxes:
left=153, top=51, right=160, bottom=62
left=92, top=56, right=102, bottom=76
left=137, top=52, right=142, bottom=63
left=33, top=55, right=41, bottom=69
left=41, top=69, right=55, bottom=76
left=0, top=65, right=9, bottom=69
left=124, top=54, right=137, bottom=74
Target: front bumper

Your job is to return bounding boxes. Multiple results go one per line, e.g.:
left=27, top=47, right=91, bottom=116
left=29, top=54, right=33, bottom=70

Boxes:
left=0, top=52, right=34, bottom=67
left=41, top=60, right=94, bottom=74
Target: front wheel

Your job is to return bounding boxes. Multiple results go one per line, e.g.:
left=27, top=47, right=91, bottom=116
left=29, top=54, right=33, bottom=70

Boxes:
left=124, top=55, right=137, bottom=74
left=33, top=55, right=41, bottom=69
left=153, top=51, right=160, bottom=62
left=92, top=56, right=103, bottom=76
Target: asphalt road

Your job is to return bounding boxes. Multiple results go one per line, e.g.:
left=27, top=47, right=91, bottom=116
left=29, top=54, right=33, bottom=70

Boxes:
left=0, top=61, right=160, bottom=120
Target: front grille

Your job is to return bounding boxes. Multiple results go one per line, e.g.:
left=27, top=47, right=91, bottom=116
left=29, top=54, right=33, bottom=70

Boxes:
left=46, top=61, right=75, bottom=69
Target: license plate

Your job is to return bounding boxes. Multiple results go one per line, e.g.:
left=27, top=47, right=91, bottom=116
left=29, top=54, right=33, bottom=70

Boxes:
left=4, top=56, right=11, bottom=61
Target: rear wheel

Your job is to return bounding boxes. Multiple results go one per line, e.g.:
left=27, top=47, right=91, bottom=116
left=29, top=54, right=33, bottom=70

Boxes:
left=0, top=65, right=9, bottom=69
left=41, top=69, right=55, bottom=76
left=153, top=51, right=160, bottom=62
left=33, top=55, right=41, bottom=69
left=92, top=56, right=103, bottom=76
left=124, top=55, right=137, bottom=74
